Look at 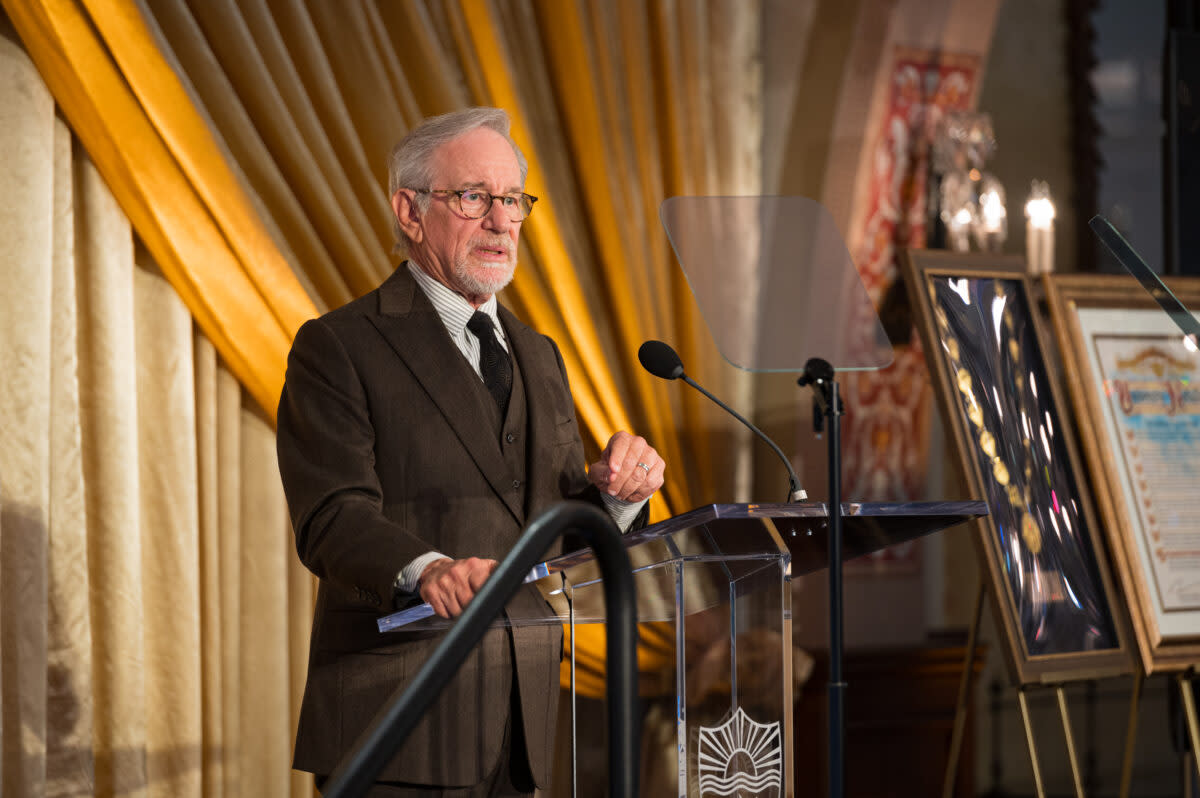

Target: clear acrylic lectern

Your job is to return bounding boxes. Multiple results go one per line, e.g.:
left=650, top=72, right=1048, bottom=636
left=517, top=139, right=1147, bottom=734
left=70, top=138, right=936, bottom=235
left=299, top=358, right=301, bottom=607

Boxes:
left=377, top=501, right=985, bottom=797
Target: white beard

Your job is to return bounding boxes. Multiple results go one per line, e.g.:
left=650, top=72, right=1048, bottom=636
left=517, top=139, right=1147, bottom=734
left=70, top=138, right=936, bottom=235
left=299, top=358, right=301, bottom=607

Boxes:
left=454, top=244, right=516, bottom=297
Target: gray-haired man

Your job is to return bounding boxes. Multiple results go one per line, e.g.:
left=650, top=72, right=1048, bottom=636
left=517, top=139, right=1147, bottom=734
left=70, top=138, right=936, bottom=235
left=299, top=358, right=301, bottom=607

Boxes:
left=277, top=107, right=665, bottom=796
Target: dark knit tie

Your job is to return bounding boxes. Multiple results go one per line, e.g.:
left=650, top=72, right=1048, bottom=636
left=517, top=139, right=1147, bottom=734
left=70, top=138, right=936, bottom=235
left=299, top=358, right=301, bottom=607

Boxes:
left=467, top=311, right=512, bottom=417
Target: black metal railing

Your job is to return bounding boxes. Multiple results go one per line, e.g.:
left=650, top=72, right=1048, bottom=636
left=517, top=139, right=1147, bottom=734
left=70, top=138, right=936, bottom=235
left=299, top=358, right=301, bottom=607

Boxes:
left=320, top=500, right=641, bottom=797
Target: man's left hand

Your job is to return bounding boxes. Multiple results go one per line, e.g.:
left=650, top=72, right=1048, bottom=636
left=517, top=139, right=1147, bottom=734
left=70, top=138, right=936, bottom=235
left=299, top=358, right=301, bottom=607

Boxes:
left=588, top=431, right=664, bottom=502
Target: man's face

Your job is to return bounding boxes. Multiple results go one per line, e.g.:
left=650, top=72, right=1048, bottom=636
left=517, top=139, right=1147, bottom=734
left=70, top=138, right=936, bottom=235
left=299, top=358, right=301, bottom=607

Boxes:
left=394, top=127, right=524, bottom=307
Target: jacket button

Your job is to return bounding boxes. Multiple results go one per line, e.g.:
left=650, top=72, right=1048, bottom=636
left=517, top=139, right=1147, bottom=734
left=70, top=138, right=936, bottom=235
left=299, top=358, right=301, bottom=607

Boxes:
left=512, top=479, right=521, bottom=489
left=505, top=432, right=515, bottom=444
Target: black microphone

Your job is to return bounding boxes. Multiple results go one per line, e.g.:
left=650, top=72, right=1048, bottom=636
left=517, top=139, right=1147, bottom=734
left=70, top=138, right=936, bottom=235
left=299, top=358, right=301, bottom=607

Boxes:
left=638, top=340, right=807, bottom=502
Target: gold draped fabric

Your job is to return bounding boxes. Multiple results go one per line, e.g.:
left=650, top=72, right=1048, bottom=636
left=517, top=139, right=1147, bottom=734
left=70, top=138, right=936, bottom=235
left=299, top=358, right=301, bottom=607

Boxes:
left=1, top=0, right=767, bottom=791
left=5, top=0, right=771, bottom=520
left=0, top=13, right=314, bottom=797
left=129, top=0, right=764, bottom=695
left=2, top=0, right=318, bottom=421
left=119, top=0, right=767, bottom=518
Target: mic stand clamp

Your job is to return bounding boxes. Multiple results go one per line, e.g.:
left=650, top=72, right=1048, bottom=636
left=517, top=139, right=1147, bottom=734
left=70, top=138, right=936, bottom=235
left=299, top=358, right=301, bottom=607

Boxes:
left=797, top=356, right=848, bottom=798
left=798, top=358, right=843, bottom=435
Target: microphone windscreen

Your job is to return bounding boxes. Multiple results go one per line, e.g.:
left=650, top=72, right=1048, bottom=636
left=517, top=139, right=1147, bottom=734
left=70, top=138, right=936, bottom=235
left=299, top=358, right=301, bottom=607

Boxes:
left=638, top=340, right=684, bottom=380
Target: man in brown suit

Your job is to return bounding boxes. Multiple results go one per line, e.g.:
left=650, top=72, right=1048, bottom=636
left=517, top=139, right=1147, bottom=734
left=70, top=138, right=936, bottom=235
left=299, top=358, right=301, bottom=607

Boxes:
left=276, top=107, right=665, bottom=797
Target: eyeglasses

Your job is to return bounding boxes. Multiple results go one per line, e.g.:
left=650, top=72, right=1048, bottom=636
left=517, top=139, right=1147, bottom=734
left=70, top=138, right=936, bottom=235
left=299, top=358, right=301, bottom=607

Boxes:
left=414, top=188, right=538, bottom=221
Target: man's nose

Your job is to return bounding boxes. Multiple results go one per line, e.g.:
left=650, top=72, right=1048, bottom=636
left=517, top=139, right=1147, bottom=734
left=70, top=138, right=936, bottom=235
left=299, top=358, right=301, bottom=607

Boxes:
left=481, top=198, right=514, bottom=231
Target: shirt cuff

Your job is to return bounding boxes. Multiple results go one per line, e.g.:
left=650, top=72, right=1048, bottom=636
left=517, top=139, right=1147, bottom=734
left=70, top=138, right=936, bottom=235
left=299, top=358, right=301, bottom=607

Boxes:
left=600, top=493, right=647, bottom=532
left=396, top=551, right=451, bottom=595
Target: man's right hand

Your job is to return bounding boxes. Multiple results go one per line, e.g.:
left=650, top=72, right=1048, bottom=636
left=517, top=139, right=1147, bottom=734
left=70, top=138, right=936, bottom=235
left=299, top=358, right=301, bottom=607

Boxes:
left=418, top=557, right=498, bottom=618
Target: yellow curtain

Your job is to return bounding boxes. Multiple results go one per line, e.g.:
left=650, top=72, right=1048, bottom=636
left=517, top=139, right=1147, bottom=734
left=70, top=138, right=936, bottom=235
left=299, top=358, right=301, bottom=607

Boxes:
left=0, top=13, right=313, bottom=796
left=17, top=0, right=762, bottom=693
left=3, top=0, right=757, bottom=515
left=1, top=0, right=318, bottom=421
left=2, top=0, right=766, bottom=788
left=89, top=0, right=762, bottom=519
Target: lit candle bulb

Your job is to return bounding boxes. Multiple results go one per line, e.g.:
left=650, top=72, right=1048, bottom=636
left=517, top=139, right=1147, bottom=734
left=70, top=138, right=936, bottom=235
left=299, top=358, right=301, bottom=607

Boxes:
left=1025, top=181, right=1056, bottom=274
left=981, top=190, right=1006, bottom=232
left=971, top=176, right=1007, bottom=252
left=947, top=206, right=973, bottom=252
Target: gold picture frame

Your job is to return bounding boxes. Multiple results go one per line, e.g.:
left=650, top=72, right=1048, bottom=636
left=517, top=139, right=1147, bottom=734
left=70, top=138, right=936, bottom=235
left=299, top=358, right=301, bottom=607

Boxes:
left=902, top=250, right=1133, bottom=685
left=1046, top=273, right=1200, bottom=674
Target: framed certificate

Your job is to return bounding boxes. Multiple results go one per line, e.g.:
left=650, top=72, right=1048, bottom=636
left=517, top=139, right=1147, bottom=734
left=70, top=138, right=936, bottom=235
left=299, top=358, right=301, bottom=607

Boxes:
left=902, top=250, right=1133, bottom=685
left=1047, top=273, right=1200, bottom=673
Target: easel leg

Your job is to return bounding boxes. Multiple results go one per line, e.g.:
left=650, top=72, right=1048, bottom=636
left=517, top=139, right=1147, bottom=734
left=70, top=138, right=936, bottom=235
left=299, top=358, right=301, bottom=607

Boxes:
left=1018, top=687, right=1047, bottom=798
left=1119, top=673, right=1143, bottom=798
left=1055, top=686, right=1086, bottom=798
left=1178, top=671, right=1200, bottom=788
left=942, top=582, right=985, bottom=798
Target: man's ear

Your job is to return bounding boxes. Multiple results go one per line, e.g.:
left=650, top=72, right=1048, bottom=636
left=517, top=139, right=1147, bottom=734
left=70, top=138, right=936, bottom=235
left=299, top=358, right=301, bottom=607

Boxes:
left=392, top=189, right=424, bottom=244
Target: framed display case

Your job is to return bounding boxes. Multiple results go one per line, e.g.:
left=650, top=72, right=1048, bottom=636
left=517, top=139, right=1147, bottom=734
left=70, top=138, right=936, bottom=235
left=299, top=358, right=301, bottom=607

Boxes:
left=902, top=250, right=1133, bottom=684
left=1046, top=273, right=1200, bottom=673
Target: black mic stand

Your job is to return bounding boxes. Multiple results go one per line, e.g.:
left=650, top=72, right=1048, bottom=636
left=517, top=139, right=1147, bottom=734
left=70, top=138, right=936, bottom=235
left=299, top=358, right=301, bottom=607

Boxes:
left=797, top=357, right=846, bottom=798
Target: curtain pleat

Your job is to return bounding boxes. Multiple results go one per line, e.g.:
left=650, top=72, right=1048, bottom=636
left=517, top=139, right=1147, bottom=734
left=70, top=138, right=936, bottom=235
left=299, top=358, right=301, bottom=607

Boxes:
left=193, top=332, right=224, bottom=795
left=142, top=0, right=343, bottom=311
left=285, top=526, right=315, bottom=798
left=134, top=247, right=203, bottom=797
left=0, top=16, right=56, bottom=795
left=291, top=0, right=406, bottom=225
left=460, top=0, right=765, bottom=694
left=236, top=407, right=293, bottom=798
left=47, top=116, right=97, bottom=798
left=182, top=0, right=390, bottom=298
left=215, top=365, right=244, bottom=796
left=370, top=3, right=457, bottom=119
left=455, top=5, right=623, bottom=416
left=75, top=137, right=148, bottom=798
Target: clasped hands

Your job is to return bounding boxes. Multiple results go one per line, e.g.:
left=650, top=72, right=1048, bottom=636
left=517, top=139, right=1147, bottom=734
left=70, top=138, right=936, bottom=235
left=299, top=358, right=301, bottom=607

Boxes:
left=418, top=431, right=663, bottom=618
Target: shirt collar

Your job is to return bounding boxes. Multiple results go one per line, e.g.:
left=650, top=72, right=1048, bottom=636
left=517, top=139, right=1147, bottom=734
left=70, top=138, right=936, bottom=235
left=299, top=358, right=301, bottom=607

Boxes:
left=407, top=261, right=504, bottom=343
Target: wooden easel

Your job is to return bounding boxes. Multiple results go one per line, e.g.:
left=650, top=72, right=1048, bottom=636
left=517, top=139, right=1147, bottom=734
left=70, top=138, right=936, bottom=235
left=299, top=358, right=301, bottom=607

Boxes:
left=941, top=583, right=1144, bottom=798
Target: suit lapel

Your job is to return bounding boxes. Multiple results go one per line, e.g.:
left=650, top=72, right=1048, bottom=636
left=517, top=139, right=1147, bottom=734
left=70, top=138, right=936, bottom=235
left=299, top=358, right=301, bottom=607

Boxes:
left=367, top=267, right=524, bottom=525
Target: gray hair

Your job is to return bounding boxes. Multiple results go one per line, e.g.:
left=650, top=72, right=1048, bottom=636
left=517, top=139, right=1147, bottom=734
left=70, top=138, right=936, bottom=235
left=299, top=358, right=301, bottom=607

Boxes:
left=387, top=107, right=528, bottom=254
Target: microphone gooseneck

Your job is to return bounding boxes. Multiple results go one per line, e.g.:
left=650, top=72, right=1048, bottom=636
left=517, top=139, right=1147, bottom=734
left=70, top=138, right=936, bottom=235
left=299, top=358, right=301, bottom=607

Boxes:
left=638, top=340, right=807, bottom=502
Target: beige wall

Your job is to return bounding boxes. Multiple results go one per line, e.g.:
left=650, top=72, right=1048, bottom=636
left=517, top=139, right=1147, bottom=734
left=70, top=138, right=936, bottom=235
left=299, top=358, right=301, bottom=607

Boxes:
left=977, top=0, right=1078, bottom=275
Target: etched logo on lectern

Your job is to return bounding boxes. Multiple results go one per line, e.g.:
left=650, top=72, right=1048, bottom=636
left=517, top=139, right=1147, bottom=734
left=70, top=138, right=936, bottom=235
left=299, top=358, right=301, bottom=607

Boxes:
left=697, top=707, right=782, bottom=797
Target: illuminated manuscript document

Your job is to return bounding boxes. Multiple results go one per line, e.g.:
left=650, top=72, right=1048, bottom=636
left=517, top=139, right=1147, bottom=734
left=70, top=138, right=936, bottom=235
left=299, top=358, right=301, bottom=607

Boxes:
left=1084, top=309, right=1200, bottom=617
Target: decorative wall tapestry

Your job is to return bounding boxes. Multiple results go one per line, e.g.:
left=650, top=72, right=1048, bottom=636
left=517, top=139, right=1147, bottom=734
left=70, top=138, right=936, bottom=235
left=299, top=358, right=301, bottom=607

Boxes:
left=843, top=48, right=979, bottom=571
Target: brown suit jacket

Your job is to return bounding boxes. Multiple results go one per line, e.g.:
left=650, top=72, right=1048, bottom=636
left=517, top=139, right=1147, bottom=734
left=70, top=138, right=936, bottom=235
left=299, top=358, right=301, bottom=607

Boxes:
left=277, top=265, right=610, bottom=787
